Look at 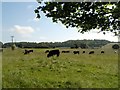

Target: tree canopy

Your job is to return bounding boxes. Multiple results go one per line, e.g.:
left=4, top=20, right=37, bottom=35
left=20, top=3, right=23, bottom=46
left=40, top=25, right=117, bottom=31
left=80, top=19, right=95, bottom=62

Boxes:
left=35, top=1, right=120, bottom=35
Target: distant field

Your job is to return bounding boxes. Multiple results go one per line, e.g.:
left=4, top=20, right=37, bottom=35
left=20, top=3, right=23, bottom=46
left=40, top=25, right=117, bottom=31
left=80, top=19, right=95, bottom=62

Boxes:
left=2, top=47, right=118, bottom=88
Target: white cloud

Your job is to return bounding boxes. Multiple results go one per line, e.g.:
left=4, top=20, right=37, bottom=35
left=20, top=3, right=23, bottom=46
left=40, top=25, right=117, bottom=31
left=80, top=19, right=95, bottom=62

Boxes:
left=10, top=25, right=35, bottom=39
left=12, top=25, right=34, bottom=34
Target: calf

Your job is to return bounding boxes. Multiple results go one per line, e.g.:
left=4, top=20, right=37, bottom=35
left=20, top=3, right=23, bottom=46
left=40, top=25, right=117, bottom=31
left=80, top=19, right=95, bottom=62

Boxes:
left=73, top=51, right=79, bottom=54
left=47, top=49, right=60, bottom=58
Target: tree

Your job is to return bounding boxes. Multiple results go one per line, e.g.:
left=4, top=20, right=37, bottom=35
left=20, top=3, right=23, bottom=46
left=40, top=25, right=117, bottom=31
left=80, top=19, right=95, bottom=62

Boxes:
left=79, top=43, right=88, bottom=49
left=35, top=1, right=120, bottom=35
left=74, top=44, right=79, bottom=49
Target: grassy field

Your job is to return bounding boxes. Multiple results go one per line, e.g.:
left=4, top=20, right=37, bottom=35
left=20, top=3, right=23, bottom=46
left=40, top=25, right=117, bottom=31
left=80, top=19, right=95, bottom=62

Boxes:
left=2, top=47, right=118, bottom=88
left=0, top=52, right=2, bottom=89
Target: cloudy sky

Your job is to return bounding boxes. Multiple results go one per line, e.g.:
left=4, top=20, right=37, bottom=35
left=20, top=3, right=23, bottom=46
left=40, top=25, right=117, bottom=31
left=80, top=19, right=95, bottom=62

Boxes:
left=1, top=1, right=119, bottom=43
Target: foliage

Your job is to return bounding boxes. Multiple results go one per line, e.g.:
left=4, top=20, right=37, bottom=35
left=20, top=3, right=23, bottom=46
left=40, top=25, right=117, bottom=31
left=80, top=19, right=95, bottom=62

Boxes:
left=35, top=1, right=120, bottom=35
left=3, top=39, right=110, bottom=48
left=79, top=43, right=88, bottom=49
left=112, top=44, right=120, bottom=49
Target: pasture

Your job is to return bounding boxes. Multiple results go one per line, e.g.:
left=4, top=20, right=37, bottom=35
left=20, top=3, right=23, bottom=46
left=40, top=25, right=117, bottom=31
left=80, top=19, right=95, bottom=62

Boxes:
left=2, top=47, right=118, bottom=88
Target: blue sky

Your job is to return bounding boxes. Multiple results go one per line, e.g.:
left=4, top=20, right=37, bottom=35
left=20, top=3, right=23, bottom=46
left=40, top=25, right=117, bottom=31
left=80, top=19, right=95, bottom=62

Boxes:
left=1, top=1, right=118, bottom=43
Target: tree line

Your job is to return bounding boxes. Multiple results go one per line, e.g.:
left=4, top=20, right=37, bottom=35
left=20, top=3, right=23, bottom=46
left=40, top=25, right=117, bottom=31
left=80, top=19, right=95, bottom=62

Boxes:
left=1, top=39, right=111, bottom=49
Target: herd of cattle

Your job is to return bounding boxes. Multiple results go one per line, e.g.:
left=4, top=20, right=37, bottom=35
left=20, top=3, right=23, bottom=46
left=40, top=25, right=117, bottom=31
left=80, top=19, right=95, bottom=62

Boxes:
left=23, top=49, right=107, bottom=58
left=0, top=48, right=117, bottom=58
left=45, top=50, right=106, bottom=58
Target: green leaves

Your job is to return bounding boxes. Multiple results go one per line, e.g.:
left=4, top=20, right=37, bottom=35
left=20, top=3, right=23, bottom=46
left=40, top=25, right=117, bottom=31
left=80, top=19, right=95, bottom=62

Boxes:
left=34, top=9, right=39, bottom=13
left=37, top=14, right=40, bottom=19
left=35, top=1, right=120, bottom=35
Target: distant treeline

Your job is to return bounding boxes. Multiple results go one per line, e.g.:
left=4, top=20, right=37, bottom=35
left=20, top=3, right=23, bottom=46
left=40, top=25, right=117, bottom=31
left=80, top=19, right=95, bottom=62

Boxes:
left=1, top=39, right=111, bottom=49
left=0, top=41, right=3, bottom=48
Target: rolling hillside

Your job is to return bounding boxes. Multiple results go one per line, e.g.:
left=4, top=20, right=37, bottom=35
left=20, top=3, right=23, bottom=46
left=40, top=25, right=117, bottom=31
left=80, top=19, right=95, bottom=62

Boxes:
left=101, top=43, right=120, bottom=49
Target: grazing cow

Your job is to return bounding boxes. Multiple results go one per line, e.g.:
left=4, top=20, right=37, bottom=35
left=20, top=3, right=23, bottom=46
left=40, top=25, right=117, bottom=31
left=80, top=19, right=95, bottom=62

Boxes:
left=89, top=51, right=94, bottom=54
left=101, top=51, right=104, bottom=54
left=45, top=50, right=49, bottom=53
left=62, top=51, right=70, bottom=53
left=82, top=51, right=85, bottom=54
left=47, top=49, right=60, bottom=58
left=73, top=51, right=79, bottom=54
left=24, top=49, right=33, bottom=55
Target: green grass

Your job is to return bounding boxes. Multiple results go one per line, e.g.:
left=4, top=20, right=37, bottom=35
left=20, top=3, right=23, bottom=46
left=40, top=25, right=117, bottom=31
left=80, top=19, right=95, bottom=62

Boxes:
left=0, top=52, right=2, bottom=89
left=2, top=48, right=118, bottom=88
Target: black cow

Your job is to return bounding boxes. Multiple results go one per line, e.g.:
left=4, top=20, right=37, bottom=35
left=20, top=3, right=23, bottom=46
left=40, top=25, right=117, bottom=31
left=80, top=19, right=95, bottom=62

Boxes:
left=73, top=51, right=79, bottom=54
left=101, top=51, right=104, bottom=54
left=89, top=51, right=94, bottom=54
left=29, top=50, right=33, bottom=52
left=47, top=49, right=60, bottom=58
left=24, top=49, right=33, bottom=55
left=62, top=51, right=70, bottom=53
left=45, top=50, right=49, bottom=53
left=82, top=51, right=85, bottom=54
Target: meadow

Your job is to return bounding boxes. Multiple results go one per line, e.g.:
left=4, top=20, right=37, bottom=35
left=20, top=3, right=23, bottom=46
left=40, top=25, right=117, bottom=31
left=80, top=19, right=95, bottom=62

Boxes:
left=2, top=46, right=119, bottom=88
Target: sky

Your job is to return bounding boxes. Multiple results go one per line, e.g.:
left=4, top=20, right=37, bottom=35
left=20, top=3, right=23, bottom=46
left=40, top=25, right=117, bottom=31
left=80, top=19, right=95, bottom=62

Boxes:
left=1, top=1, right=119, bottom=43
